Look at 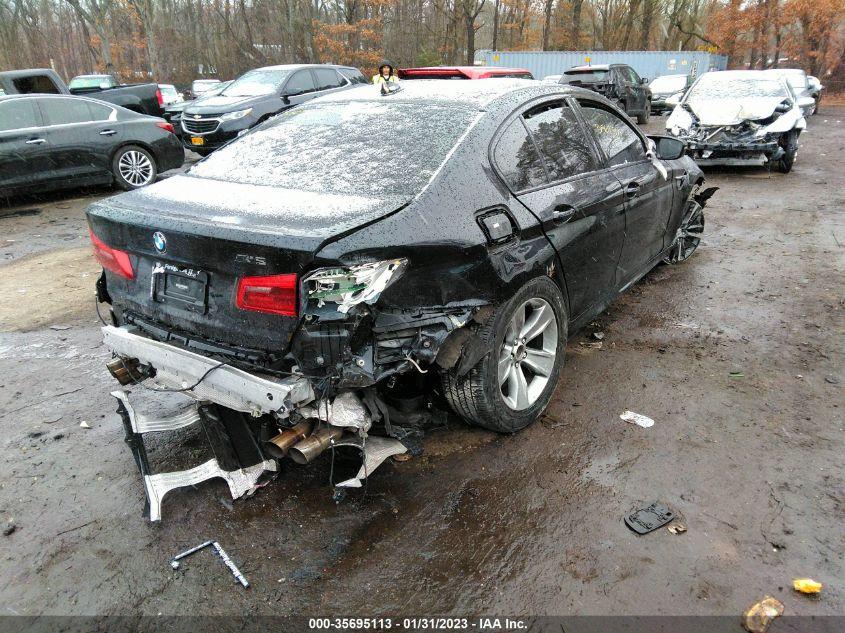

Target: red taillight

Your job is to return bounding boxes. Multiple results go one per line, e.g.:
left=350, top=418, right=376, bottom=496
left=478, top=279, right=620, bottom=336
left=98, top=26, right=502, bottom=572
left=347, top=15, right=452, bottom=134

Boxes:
left=156, top=88, right=164, bottom=107
left=236, top=273, right=298, bottom=317
left=156, top=121, right=174, bottom=134
left=89, top=228, right=134, bottom=279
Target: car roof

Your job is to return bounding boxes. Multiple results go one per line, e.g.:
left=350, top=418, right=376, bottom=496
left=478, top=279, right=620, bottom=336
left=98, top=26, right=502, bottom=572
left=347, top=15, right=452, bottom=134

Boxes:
left=311, top=79, right=598, bottom=111
left=248, top=64, right=350, bottom=72
left=701, top=70, right=784, bottom=81
left=0, top=68, right=60, bottom=78
left=72, top=74, right=110, bottom=78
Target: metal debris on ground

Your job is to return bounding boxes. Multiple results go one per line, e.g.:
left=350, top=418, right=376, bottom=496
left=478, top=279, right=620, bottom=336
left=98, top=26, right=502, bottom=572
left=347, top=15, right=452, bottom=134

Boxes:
left=592, top=331, right=605, bottom=340
left=792, top=578, right=823, bottom=594
left=620, top=410, right=654, bottom=428
left=742, top=596, right=784, bottom=633
left=79, top=421, right=90, bottom=429
left=170, top=540, right=249, bottom=588
left=624, top=502, right=674, bottom=534
left=3, top=523, right=16, bottom=536
left=667, top=523, right=687, bottom=535
left=579, top=341, right=603, bottom=349
left=729, top=371, right=745, bottom=378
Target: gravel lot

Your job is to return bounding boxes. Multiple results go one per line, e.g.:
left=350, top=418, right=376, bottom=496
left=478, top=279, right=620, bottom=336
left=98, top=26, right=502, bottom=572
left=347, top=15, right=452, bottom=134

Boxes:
left=0, top=115, right=842, bottom=618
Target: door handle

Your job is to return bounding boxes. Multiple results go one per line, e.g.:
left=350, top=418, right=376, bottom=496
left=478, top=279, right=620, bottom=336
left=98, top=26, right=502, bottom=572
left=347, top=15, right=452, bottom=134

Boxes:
left=25, top=138, right=46, bottom=145
left=99, top=129, right=117, bottom=136
left=625, top=181, right=641, bottom=198
left=552, top=205, right=577, bottom=224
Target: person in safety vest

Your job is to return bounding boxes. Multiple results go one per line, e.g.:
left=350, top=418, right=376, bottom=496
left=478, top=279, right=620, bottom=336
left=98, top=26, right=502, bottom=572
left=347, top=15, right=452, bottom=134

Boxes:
left=372, top=61, right=399, bottom=85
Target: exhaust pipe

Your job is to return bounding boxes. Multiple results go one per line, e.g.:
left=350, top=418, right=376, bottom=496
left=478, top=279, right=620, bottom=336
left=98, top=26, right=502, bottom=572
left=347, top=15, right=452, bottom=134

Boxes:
left=264, top=420, right=313, bottom=459
left=289, top=426, right=345, bottom=465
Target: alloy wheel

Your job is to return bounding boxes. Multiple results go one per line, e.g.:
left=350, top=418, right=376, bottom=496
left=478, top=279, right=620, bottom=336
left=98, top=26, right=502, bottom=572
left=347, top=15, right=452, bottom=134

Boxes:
left=498, top=298, right=558, bottom=411
left=664, top=200, right=704, bottom=264
left=118, top=150, right=154, bottom=187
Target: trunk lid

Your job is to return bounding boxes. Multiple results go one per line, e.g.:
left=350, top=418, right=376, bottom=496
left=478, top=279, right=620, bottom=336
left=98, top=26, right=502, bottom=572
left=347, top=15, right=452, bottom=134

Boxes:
left=87, top=174, right=409, bottom=358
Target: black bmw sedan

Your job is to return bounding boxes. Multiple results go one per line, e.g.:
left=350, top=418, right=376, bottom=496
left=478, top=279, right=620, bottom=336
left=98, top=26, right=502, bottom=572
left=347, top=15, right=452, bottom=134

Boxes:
left=0, top=94, right=183, bottom=197
left=88, top=80, right=713, bottom=501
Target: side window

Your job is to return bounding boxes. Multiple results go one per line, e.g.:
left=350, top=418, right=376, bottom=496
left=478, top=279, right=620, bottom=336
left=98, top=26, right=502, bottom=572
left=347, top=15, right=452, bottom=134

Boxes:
left=579, top=103, right=647, bottom=167
left=627, top=67, right=641, bottom=84
left=87, top=101, right=115, bottom=121
left=0, top=100, right=40, bottom=131
left=38, top=97, right=93, bottom=125
left=314, top=68, right=344, bottom=91
left=339, top=68, right=367, bottom=85
left=523, top=101, right=595, bottom=182
left=284, top=70, right=316, bottom=96
left=12, top=75, right=61, bottom=94
left=493, top=118, right=547, bottom=191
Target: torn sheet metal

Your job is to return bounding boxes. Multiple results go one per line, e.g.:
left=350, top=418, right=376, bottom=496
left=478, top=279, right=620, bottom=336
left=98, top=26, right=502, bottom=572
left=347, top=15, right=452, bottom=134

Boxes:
left=620, top=410, right=654, bottom=428
left=103, top=325, right=313, bottom=416
left=145, top=458, right=276, bottom=522
left=334, top=436, right=408, bottom=489
left=111, top=390, right=201, bottom=433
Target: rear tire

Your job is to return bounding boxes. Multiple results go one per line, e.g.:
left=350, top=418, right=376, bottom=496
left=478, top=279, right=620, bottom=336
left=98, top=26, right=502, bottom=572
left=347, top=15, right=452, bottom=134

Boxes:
left=112, top=145, right=157, bottom=190
left=775, top=130, right=798, bottom=174
left=441, top=276, right=567, bottom=433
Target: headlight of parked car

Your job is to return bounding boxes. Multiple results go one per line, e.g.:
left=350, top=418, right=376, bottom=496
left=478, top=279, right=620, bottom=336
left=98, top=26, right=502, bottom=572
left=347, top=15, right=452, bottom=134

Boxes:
left=303, top=259, right=408, bottom=313
left=220, top=108, right=253, bottom=121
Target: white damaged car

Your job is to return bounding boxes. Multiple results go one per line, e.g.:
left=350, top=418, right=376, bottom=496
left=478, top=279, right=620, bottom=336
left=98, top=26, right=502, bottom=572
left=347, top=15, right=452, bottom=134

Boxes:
left=666, top=70, right=811, bottom=172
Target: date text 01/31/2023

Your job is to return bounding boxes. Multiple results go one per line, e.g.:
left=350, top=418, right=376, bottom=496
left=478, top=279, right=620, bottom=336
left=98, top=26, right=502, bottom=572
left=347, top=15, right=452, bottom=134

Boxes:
left=307, top=618, right=528, bottom=630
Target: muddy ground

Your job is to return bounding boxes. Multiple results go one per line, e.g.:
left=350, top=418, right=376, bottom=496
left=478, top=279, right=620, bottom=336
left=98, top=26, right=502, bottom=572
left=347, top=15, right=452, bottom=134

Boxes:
left=0, top=114, right=842, bottom=619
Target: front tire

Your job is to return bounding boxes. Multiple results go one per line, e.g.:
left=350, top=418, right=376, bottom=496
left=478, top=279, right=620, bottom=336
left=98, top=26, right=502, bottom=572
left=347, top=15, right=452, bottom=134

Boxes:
left=664, top=196, right=705, bottom=264
left=112, top=145, right=157, bottom=190
left=775, top=130, right=798, bottom=174
left=441, top=276, right=567, bottom=433
left=637, top=106, right=650, bottom=125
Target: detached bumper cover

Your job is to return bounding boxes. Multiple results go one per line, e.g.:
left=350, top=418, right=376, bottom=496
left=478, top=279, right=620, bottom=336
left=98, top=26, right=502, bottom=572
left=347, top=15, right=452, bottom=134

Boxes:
left=102, top=325, right=314, bottom=416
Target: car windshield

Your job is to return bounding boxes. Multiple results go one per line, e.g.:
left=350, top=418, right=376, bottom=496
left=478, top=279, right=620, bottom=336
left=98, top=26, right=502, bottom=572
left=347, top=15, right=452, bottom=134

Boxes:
left=563, top=69, right=609, bottom=83
left=190, top=100, right=480, bottom=197
left=650, top=75, right=687, bottom=93
left=69, top=76, right=110, bottom=89
left=222, top=70, right=291, bottom=97
left=687, top=75, right=788, bottom=103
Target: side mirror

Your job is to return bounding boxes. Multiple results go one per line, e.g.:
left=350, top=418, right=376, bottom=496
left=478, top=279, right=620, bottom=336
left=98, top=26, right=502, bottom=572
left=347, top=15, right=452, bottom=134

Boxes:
left=640, top=77, right=649, bottom=84
left=797, top=96, right=815, bottom=110
left=665, top=92, right=683, bottom=108
left=281, top=94, right=290, bottom=105
left=649, top=135, right=686, bottom=160
left=99, top=82, right=112, bottom=90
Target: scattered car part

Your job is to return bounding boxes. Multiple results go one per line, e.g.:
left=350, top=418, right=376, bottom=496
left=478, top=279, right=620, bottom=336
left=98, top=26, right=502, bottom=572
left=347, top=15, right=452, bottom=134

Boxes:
left=742, top=596, right=784, bottom=633
left=620, top=410, right=654, bottom=428
left=170, top=540, right=249, bottom=588
left=264, top=419, right=313, bottom=458
left=332, top=436, right=408, bottom=489
left=625, top=502, right=674, bottom=534
left=793, top=578, right=823, bottom=594
left=667, top=523, right=687, bottom=535
left=289, top=426, right=345, bottom=464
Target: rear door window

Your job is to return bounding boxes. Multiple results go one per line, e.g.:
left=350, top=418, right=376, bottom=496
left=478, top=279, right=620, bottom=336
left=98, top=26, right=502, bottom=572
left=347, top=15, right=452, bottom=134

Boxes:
left=38, top=97, right=94, bottom=125
left=493, top=117, right=547, bottom=191
left=578, top=103, right=646, bottom=167
left=339, top=68, right=367, bottom=85
left=0, top=99, right=40, bottom=131
left=522, top=101, right=595, bottom=182
left=313, top=68, right=344, bottom=91
left=12, top=74, right=61, bottom=94
left=284, top=70, right=316, bottom=96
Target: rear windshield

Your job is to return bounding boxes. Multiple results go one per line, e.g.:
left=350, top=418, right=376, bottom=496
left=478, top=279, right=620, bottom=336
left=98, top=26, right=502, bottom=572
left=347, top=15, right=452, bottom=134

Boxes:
left=69, top=76, right=111, bottom=89
left=190, top=101, right=479, bottom=197
left=687, top=75, right=788, bottom=102
left=563, top=69, right=609, bottom=83
left=222, top=70, right=290, bottom=97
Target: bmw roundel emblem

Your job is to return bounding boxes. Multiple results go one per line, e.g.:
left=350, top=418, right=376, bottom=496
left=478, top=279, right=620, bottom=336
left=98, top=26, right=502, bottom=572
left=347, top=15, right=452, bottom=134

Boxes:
left=153, top=232, right=167, bottom=253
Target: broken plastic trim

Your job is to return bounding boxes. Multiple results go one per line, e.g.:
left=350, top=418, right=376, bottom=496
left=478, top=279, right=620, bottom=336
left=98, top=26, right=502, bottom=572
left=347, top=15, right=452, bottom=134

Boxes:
left=303, top=258, right=407, bottom=313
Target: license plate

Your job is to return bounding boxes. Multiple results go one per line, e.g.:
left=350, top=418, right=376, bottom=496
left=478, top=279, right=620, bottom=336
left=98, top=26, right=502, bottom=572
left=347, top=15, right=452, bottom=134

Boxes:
left=153, top=263, right=208, bottom=313
left=190, top=136, right=205, bottom=146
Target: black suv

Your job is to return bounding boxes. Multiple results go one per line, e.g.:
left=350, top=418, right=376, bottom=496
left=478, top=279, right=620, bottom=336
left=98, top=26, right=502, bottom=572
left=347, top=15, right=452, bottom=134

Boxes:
left=180, top=64, right=366, bottom=155
left=559, top=64, right=651, bottom=124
